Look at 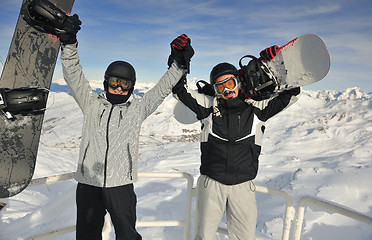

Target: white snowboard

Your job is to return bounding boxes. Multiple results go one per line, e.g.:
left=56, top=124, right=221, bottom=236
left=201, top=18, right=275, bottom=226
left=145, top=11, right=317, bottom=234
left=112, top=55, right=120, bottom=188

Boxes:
left=173, top=101, right=198, bottom=124
left=173, top=34, right=330, bottom=124
left=263, top=34, right=330, bottom=88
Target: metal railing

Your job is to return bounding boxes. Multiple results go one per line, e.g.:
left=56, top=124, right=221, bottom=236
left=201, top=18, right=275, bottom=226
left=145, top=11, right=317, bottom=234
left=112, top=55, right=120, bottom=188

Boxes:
left=16, top=172, right=372, bottom=240
left=25, top=172, right=194, bottom=240
left=292, top=196, right=372, bottom=240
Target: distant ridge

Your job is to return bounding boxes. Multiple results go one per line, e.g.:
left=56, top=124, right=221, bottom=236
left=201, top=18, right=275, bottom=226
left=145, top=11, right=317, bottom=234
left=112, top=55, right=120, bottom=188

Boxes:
left=51, top=81, right=371, bottom=101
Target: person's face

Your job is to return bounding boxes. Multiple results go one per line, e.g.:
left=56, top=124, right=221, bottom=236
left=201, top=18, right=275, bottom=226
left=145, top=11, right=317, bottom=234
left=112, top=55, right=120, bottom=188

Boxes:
left=108, top=86, right=129, bottom=95
left=106, top=76, right=133, bottom=95
left=214, top=74, right=239, bottom=100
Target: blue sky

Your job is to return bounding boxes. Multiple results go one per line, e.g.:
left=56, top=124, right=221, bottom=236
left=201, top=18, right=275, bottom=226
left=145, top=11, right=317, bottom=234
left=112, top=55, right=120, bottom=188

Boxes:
left=1, top=0, right=371, bottom=92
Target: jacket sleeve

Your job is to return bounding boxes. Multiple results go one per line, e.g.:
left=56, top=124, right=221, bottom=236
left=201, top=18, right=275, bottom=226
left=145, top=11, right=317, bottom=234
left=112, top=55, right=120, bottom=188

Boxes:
left=172, top=79, right=213, bottom=120
left=60, top=43, right=96, bottom=114
left=249, top=87, right=301, bottom=121
left=138, top=61, right=187, bottom=122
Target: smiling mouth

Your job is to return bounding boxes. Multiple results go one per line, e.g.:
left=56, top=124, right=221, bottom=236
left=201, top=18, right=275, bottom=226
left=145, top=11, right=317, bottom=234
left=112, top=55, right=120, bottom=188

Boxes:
left=224, top=91, right=234, bottom=98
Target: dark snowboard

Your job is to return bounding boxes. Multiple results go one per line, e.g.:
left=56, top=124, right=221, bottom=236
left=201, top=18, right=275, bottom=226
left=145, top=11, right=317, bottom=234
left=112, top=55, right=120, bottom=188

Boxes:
left=0, top=0, right=75, bottom=198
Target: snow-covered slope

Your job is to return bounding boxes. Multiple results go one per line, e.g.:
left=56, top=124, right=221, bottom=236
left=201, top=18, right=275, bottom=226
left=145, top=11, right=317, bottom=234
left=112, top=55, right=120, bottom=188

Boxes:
left=0, top=82, right=371, bottom=240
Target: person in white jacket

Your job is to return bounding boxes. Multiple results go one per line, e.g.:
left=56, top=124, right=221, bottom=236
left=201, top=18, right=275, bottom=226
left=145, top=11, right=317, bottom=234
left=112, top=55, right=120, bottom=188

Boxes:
left=56, top=15, right=194, bottom=240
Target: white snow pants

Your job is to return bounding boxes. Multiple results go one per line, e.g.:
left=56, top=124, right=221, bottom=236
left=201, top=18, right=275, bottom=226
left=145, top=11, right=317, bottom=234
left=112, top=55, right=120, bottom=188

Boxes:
left=195, top=175, right=257, bottom=240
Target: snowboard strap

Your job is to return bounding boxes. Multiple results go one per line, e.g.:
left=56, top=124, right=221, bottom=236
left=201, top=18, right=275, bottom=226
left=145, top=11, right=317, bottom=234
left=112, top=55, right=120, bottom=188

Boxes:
left=22, top=0, right=68, bottom=35
left=238, top=55, right=278, bottom=100
left=0, top=88, right=49, bottom=119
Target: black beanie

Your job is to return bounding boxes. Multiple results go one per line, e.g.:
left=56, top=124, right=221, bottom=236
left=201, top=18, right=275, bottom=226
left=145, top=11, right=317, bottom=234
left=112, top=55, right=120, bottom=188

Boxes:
left=210, top=62, right=239, bottom=85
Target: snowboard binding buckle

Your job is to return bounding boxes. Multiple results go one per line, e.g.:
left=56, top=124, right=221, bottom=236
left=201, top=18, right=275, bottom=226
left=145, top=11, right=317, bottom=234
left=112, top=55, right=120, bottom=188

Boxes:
left=239, top=55, right=278, bottom=100
left=0, top=88, right=49, bottom=119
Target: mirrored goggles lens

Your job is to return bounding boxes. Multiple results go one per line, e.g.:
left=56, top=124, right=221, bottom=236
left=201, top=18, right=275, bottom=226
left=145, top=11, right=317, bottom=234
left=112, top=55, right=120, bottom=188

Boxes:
left=106, top=76, right=133, bottom=90
left=213, top=77, right=238, bottom=95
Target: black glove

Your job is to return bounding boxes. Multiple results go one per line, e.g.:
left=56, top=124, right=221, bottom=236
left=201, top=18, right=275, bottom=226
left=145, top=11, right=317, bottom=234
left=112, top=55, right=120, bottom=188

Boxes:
left=259, top=45, right=279, bottom=61
left=196, top=80, right=215, bottom=96
left=167, top=34, right=194, bottom=73
left=57, top=14, right=81, bottom=44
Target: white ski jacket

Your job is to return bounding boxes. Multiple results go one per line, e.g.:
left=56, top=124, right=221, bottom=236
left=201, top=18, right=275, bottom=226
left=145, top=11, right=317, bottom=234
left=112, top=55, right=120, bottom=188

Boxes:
left=60, top=43, right=185, bottom=187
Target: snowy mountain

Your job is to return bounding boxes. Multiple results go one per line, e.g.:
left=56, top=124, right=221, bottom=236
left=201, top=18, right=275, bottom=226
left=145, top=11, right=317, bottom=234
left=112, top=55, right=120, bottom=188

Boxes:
left=0, top=80, right=371, bottom=240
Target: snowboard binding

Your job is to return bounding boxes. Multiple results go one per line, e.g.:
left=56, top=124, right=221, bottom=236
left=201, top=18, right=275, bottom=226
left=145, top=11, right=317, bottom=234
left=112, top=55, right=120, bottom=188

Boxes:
left=22, top=0, right=69, bottom=35
left=0, top=88, right=49, bottom=119
left=238, top=55, right=278, bottom=100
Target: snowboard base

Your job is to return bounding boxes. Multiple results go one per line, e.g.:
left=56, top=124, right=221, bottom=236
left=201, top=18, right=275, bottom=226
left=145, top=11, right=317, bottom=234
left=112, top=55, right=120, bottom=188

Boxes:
left=0, top=0, right=75, bottom=198
left=173, top=101, right=198, bottom=124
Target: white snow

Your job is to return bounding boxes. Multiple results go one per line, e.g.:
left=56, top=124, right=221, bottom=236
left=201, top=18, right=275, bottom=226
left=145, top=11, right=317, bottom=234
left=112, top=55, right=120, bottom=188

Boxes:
left=0, top=82, right=371, bottom=240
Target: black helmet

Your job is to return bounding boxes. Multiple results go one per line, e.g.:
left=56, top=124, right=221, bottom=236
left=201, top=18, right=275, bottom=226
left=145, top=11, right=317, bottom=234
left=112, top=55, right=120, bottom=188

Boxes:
left=103, top=61, right=136, bottom=91
left=210, top=62, right=239, bottom=85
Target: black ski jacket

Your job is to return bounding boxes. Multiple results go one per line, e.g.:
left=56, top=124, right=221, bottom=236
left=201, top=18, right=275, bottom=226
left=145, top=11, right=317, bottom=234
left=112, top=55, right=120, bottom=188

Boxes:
left=173, top=82, right=300, bottom=185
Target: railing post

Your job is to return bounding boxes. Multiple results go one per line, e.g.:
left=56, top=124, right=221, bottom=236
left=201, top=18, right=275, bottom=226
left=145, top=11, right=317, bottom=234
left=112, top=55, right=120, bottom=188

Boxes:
left=255, top=185, right=295, bottom=240
left=136, top=172, right=194, bottom=240
left=293, top=196, right=372, bottom=240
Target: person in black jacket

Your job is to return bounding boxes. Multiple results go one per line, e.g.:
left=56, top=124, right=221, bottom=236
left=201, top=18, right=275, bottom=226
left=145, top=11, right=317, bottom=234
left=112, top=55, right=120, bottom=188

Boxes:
left=172, top=47, right=300, bottom=240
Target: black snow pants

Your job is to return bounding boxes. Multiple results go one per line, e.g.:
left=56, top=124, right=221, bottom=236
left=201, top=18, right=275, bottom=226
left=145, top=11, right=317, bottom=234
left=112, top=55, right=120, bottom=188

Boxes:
left=76, top=183, right=142, bottom=240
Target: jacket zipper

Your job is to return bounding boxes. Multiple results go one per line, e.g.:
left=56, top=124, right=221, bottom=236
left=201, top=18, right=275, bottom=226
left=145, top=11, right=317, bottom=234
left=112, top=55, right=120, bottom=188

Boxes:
left=119, top=110, right=123, bottom=127
left=99, top=109, right=106, bottom=125
left=81, top=142, right=90, bottom=176
left=104, top=106, right=114, bottom=187
left=127, top=143, right=133, bottom=180
left=238, top=112, right=241, bottom=134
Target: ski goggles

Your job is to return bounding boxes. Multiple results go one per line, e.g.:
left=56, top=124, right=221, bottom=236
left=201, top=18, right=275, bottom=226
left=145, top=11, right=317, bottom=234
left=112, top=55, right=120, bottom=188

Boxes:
left=105, top=76, right=134, bottom=91
left=213, top=76, right=239, bottom=95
